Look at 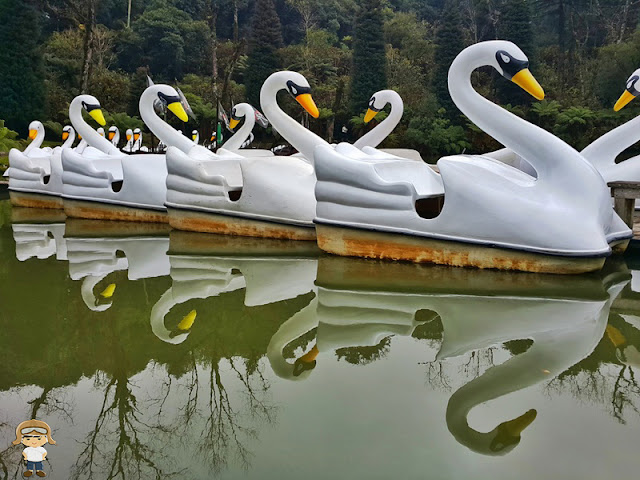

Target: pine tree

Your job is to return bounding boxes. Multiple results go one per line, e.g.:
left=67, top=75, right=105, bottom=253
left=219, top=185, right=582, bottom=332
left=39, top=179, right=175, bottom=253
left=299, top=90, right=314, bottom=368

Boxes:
left=245, top=0, right=283, bottom=108
left=433, top=0, right=464, bottom=120
left=0, top=0, right=45, bottom=134
left=350, top=0, right=387, bottom=116
left=497, top=0, right=535, bottom=105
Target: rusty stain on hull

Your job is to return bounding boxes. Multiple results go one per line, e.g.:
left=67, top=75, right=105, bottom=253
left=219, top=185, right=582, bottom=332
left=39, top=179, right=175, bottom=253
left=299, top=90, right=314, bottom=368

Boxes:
left=316, top=224, right=606, bottom=275
left=64, top=199, right=168, bottom=224
left=168, top=208, right=316, bottom=241
left=11, top=206, right=67, bottom=224
left=10, top=191, right=63, bottom=210
left=65, top=218, right=171, bottom=237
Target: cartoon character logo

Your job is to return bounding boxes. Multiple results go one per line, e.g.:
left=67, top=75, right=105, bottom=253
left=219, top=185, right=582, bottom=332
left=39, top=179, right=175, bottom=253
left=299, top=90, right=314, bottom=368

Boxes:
left=11, top=419, right=55, bottom=478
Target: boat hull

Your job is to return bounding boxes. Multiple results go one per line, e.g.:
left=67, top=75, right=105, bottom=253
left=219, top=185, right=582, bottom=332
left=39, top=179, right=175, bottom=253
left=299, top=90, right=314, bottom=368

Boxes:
left=315, top=223, right=607, bottom=275
left=10, top=190, right=63, bottom=210
left=64, top=198, right=168, bottom=224
left=167, top=206, right=316, bottom=241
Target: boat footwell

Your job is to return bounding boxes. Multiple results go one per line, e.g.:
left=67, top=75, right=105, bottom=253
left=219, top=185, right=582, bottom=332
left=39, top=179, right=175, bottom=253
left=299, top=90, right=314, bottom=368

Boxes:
left=10, top=191, right=63, bottom=210
left=167, top=207, right=316, bottom=241
left=64, top=198, right=168, bottom=224
left=315, top=223, right=607, bottom=275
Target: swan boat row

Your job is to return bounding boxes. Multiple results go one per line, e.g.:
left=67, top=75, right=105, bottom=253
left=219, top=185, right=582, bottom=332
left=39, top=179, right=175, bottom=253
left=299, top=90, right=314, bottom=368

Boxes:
left=7, top=40, right=640, bottom=274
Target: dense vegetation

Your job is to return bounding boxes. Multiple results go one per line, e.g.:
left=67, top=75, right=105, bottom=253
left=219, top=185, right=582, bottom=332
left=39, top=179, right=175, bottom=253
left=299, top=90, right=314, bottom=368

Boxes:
left=1, top=0, right=640, bottom=161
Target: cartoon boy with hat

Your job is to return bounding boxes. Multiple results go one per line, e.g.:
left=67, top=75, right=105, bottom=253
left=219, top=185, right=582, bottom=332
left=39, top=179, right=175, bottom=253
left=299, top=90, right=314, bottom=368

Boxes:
left=11, top=419, right=55, bottom=477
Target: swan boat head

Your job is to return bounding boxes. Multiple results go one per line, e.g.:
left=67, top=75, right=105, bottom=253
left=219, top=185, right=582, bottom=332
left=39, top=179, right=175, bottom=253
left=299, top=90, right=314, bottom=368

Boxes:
left=191, top=129, right=199, bottom=142
left=126, top=129, right=133, bottom=142
left=363, top=90, right=402, bottom=123
left=133, top=128, right=141, bottom=143
left=613, top=68, right=640, bottom=111
left=61, top=125, right=73, bottom=141
left=97, top=127, right=105, bottom=137
left=108, top=126, right=119, bottom=145
left=28, top=121, right=45, bottom=142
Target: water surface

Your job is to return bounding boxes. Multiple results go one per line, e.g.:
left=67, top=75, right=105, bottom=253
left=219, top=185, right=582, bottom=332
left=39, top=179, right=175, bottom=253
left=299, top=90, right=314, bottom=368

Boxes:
left=1, top=199, right=639, bottom=479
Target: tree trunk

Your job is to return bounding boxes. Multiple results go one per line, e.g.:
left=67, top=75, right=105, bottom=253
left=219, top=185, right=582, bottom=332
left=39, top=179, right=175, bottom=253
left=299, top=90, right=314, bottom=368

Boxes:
left=81, top=0, right=96, bottom=93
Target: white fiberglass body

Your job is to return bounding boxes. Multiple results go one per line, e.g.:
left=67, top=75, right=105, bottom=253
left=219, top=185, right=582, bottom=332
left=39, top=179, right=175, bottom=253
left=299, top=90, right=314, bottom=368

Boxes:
left=61, top=88, right=189, bottom=220
left=8, top=122, right=71, bottom=208
left=313, top=41, right=631, bottom=273
left=165, top=73, right=327, bottom=238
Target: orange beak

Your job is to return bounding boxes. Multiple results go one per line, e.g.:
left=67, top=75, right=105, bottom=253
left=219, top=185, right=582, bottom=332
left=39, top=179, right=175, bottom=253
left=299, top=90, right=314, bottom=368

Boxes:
left=28, top=129, right=37, bottom=140
left=295, top=93, right=320, bottom=118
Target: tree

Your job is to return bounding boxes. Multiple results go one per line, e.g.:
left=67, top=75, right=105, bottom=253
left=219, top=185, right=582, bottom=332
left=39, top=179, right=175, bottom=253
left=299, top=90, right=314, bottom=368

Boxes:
left=244, top=0, right=283, bottom=108
left=350, top=0, right=387, bottom=115
left=497, top=0, right=535, bottom=105
left=433, top=0, right=464, bottom=120
left=0, top=0, right=46, bottom=134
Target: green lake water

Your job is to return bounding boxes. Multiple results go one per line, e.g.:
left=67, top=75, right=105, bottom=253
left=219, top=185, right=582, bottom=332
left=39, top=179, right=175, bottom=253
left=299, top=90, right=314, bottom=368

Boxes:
left=1, top=197, right=640, bottom=479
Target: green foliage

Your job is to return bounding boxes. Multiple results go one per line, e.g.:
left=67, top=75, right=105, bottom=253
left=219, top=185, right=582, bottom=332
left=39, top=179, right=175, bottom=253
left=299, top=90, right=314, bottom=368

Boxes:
left=0, top=0, right=45, bottom=134
left=245, top=0, right=283, bottom=107
left=433, top=0, right=464, bottom=120
left=553, top=106, right=596, bottom=150
left=405, top=108, right=470, bottom=159
left=0, top=120, right=21, bottom=152
left=350, top=0, right=387, bottom=115
left=105, top=112, right=145, bottom=132
left=496, top=0, right=535, bottom=105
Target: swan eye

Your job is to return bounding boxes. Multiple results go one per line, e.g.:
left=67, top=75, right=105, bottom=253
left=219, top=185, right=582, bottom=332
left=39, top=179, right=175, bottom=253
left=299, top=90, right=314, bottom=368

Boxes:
left=626, top=75, right=640, bottom=95
left=286, top=80, right=311, bottom=98
left=495, top=50, right=529, bottom=80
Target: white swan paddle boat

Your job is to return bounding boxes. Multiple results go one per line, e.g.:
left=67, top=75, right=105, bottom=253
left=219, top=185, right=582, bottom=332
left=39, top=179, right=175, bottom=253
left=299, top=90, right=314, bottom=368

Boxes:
left=313, top=41, right=631, bottom=274
left=355, top=89, right=425, bottom=162
left=165, top=72, right=325, bottom=240
left=220, top=103, right=273, bottom=157
left=61, top=88, right=189, bottom=223
left=108, top=126, right=120, bottom=148
left=191, top=130, right=199, bottom=144
left=122, top=128, right=134, bottom=153
left=7, top=122, right=76, bottom=209
left=579, top=67, right=640, bottom=190
left=150, top=231, right=318, bottom=344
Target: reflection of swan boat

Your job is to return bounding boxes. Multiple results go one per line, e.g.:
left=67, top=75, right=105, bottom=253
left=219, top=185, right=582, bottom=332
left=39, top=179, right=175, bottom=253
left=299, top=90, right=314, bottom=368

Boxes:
left=61, top=88, right=188, bottom=223
left=150, top=231, right=320, bottom=344
left=11, top=207, right=68, bottom=261
left=314, top=41, right=631, bottom=274
left=65, top=219, right=171, bottom=311
left=8, top=121, right=71, bottom=209
left=270, top=255, right=628, bottom=454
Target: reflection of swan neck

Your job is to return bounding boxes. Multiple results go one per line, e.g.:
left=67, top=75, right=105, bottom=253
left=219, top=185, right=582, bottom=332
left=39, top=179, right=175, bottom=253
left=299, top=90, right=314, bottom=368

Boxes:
left=80, top=275, right=113, bottom=312
left=223, top=103, right=255, bottom=151
left=354, top=90, right=403, bottom=149
left=139, top=86, right=194, bottom=153
left=266, top=298, right=319, bottom=380
left=260, top=72, right=329, bottom=163
left=69, top=96, right=119, bottom=155
left=150, top=288, right=190, bottom=344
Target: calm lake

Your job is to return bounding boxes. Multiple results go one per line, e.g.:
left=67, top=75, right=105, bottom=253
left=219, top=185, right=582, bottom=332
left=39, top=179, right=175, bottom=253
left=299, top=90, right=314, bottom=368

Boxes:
left=1, top=196, right=640, bottom=479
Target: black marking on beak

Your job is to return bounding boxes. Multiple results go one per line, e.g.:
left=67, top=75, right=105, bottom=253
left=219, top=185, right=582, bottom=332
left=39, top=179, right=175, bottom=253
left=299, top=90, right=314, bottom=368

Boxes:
left=82, top=101, right=101, bottom=112
left=157, top=92, right=181, bottom=105
left=286, top=80, right=311, bottom=98
left=626, top=75, right=640, bottom=96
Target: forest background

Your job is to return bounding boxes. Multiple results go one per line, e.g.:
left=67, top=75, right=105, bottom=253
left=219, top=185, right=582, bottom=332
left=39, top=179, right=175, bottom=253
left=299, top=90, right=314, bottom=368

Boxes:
left=1, top=0, right=640, bottom=163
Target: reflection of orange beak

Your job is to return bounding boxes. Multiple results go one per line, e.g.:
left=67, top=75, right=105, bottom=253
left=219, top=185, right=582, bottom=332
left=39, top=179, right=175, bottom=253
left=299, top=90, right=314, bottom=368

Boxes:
left=28, top=129, right=37, bottom=140
left=295, top=93, right=320, bottom=118
left=134, top=134, right=140, bottom=141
